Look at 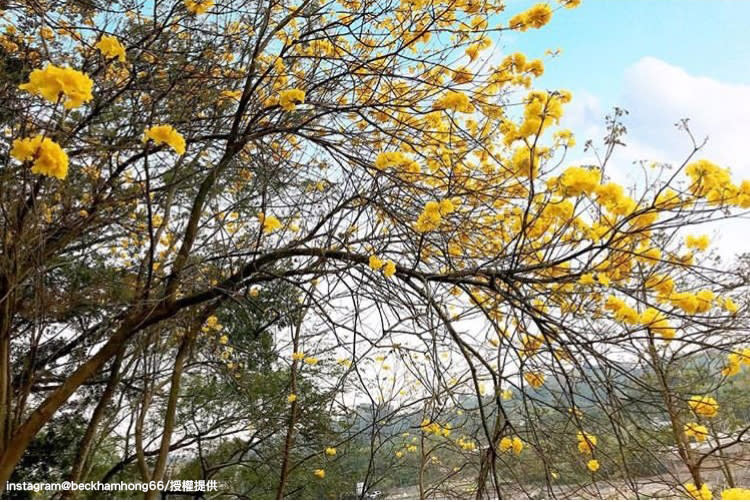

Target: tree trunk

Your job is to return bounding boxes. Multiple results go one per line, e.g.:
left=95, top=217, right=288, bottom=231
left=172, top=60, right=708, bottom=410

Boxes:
left=64, top=350, right=125, bottom=497
left=276, top=312, right=304, bottom=500
left=146, top=330, right=196, bottom=499
left=0, top=318, right=135, bottom=486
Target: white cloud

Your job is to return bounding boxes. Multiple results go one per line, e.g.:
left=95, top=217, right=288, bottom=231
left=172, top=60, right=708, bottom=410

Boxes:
left=620, top=57, right=750, bottom=174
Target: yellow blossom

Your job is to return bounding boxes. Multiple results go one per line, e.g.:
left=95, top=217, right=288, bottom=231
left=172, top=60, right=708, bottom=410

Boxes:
left=558, top=166, right=601, bottom=196
left=721, top=488, right=750, bottom=500
left=19, top=64, right=93, bottom=109
left=95, top=35, right=126, bottom=62
left=383, top=260, right=396, bottom=278
left=639, top=308, right=675, bottom=341
left=184, top=0, right=214, bottom=14
left=509, top=4, right=553, bottom=31
left=313, top=468, right=325, bottom=479
left=685, top=482, right=713, bottom=500
left=10, top=135, right=69, bottom=179
left=143, top=125, right=186, bottom=154
left=524, top=371, right=545, bottom=388
left=722, top=352, right=746, bottom=377
left=415, top=199, right=456, bottom=233
left=258, top=212, right=282, bottom=233
left=688, top=395, right=719, bottom=418
left=278, top=89, right=305, bottom=111
left=499, top=436, right=523, bottom=455
left=587, top=459, right=599, bottom=472
left=287, top=393, right=297, bottom=403
left=512, top=437, right=524, bottom=454
left=684, top=423, right=708, bottom=442
left=723, top=297, right=739, bottom=314
left=433, top=91, right=474, bottom=113
left=578, top=273, right=595, bottom=285
left=685, top=234, right=710, bottom=251
left=577, top=431, right=597, bottom=454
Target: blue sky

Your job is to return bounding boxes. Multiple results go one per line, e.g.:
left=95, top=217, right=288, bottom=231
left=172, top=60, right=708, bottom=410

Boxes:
left=506, top=0, right=750, bottom=100
left=501, top=0, right=750, bottom=101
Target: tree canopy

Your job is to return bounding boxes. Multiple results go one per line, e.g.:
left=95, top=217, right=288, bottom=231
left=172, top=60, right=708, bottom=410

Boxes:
left=1, top=0, right=750, bottom=499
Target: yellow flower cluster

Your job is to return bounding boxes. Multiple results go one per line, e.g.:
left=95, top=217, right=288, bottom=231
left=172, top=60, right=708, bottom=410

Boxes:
left=313, top=468, right=325, bottom=479
left=667, top=290, right=714, bottom=315
left=524, top=371, right=545, bottom=388
left=415, top=199, right=456, bottom=233
left=520, top=334, right=543, bottom=356
left=688, top=395, right=719, bottom=418
left=465, top=38, right=491, bottom=62
left=257, top=212, right=282, bottom=233
left=325, top=447, right=336, bottom=456
left=685, top=234, right=710, bottom=251
left=577, top=431, right=597, bottom=455
left=11, top=135, right=69, bottom=180
left=721, top=488, right=750, bottom=500
left=369, top=255, right=396, bottom=278
left=603, top=295, right=639, bottom=325
left=685, top=482, right=713, bottom=500
left=639, top=308, right=675, bottom=341
left=723, top=297, right=739, bottom=314
left=202, top=315, right=223, bottom=332
left=504, top=90, right=570, bottom=142
left=456, top=437, right=476, bottom=451
left=645, top=274, right=675, bottom=296
left=686, top=159, right=750, bottom=208
left=684, top=422, right=708, bottom=442
left=498, top=436, right=524, bottom=455
left=595, top=182, right=637, bottom=215
left=287, top=393, right=297, bottom=403
left=143, top=125, right=186, bottom=154
left=509, top=3, right=553, bottom=31
left=383, top=261, right=396, bottom=278
left=95, top=35, right=126, bottom=62
left=278, top=88, right=305, bottom=111
left=557, top=166, right=601, bottom=197
left=451, top=66, right=474, bottom=84
left=721, top=348, right=750, bottom=377
left=19, top=64, right=94, bottom=109
left=394, top=443, right=418, bottom=458
left=184, top=0, right=214, bottom=15
left=432, top=91, right=474, bottom=113
left=587, top=459, right=600, bottom=472
left=374, top=151, right=421, bottom=174
left=420, top=419, right=452, bottom=437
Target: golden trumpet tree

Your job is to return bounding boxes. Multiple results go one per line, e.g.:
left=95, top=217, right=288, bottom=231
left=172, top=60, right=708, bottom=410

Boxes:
left=1, top=0, right=749, bottom=498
